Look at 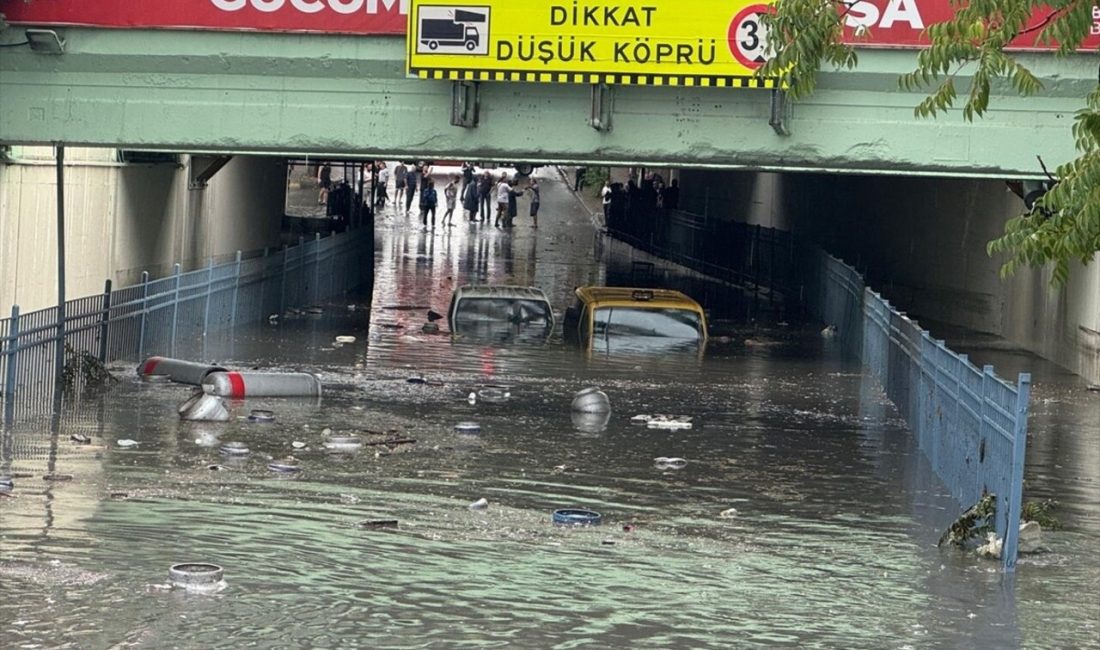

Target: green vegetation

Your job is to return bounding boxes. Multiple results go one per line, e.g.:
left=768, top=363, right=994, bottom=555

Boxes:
left=61, top=343, right=116, bottom=393
left=939, top=492, right=997, bottom=549
left=1022, top=498, right=1061, bottom=529
left=761, top=0, right=1100, bottom=285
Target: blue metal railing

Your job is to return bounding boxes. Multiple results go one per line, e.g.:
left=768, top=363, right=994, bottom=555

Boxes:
left=809, top=247, right=1031, bottom=570
left=0, top=228, right=372, bottom=426
left=604, top=217, right=1032, bottom=570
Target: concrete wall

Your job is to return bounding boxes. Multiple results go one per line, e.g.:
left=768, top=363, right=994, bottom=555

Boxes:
left=676, top=169, right=1100, bottom=383
left=0, top=148, right=286, bottom=313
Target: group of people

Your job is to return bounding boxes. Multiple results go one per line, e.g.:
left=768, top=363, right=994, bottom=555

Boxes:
left=366, top=161, right=541, bottom=231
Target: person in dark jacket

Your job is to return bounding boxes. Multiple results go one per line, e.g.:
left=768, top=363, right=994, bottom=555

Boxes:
left=661, top=179, right=680, bottom=210
left=462, top=177, right=480, bottom=221
left=420, top=179, right=438, bottom=229
left=405, top=164, right=420, bottom=214
left=477, top=171, right=493, bottom=221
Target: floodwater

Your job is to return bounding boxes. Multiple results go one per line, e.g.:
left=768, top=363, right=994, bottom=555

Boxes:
left=2, top=168, right=1098, bottom=649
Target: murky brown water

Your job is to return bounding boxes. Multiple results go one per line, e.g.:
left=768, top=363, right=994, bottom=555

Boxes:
left=2, top=169, right=1098, bottom=649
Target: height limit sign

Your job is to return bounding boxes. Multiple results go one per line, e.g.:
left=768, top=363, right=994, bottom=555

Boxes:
left=728, top=4, right=774, bottom=69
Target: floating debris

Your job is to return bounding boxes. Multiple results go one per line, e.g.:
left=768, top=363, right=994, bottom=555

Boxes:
left=335, top=335, right=356, bottom=344
left=117, top=439, right=140, bottom=448
left=653, top=457, right=688, bottom=470
left=43, top=474, right=74, bottom=482
left=719, top=508, right=739, bottom=519
left=218, top=441, right=250, bottom=456
left=247, top=409, right=276, bottom=424
left=267, top=459, right=301, bottom=473
left=70, top=433, right=92, bottom=444
left=468, top=498, right=489, bottom=510
left=291, top=441, right=307, bottom=449
left=356, top=519, right=399, bottom=529
left=552, top=508, right=602, bottom=526
left=454, top=422, right=481, bottom=435
left=421, top=322, right=441, bottom=334
left=632, top=414, right=694, bottom=430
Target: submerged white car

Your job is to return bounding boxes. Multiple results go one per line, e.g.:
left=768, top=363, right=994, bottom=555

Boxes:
left=447, top=285, right=555, bottom=343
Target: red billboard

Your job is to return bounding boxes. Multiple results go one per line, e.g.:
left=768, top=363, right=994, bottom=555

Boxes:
left=3, top=0, right=1098, bottom=49
left=1, top=0, right=408, bottom=35
left=837, top=0, right=1100, bottom=51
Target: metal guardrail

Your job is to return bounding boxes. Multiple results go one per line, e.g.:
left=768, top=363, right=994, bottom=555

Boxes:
left=808, top=247, right=1031, bottom=571
left=605, top=215, right=1032, bottom=570
left=0, top=228, right=372, bottom=425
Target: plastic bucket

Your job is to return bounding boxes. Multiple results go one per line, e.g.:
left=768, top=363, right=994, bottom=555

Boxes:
left=571, top=387, right=610, bottom=413
left=168, top=563, right=226, bottom=592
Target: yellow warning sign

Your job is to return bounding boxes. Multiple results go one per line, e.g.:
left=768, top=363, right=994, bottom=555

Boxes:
left=407, top=0, right=779, bottom=88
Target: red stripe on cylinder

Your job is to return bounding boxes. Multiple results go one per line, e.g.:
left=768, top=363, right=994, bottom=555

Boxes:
left=142, top=357, right=162, bottom=376
left=227, top=371, right=247, bottom=398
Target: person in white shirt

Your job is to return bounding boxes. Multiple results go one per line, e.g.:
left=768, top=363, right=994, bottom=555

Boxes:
left=600, top=180, right=612, bottom=223
left=495, top=174, right=511, bottom=228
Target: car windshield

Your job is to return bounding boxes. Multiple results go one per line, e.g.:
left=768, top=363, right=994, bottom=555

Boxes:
left=592, top=306, right=703, bottom=353
left=452, top=298, right=553, bottom=342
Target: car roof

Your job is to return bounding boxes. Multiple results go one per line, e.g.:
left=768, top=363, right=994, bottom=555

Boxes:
left=574, top=286, right=704, bottom=310
left=452, top=285, right=551, bottom=302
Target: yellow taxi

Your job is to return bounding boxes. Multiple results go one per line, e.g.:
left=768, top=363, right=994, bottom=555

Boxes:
left=563, top=287, right=708, bottom=354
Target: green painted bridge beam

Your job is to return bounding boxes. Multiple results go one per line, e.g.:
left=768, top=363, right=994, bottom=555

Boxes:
left=0, top=29, right=1092, bottom=178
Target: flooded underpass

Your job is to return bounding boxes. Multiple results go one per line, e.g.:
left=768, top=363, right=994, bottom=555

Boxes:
left=2, top=168, right=1098, bottom=649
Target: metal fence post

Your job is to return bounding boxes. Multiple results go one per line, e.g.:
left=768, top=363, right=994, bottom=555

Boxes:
left=170, top=263, right=181, bottom=358
left=1002, top=373, right=1032, bottom=572
left=137, top=271, right=150, bottom=359
left=279, top=245, right=289, bottom=315
left=3, top=305, right=20, bottom=426
left=202, top=258, right=214, bottom=338
left=313, top=233, right=322, bottom=304
left=98, top=279, right=112, bottom=363
left=230, top=250, right=242, bottom=331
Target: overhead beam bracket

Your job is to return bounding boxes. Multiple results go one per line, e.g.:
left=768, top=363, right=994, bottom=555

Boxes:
left=189, top=154, right=233, bottom=190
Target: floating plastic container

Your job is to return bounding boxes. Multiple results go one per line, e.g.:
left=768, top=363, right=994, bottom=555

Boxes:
left=138, top=357, right=227, bottom=386
left=219, top=441, right=250, bottom=456
left=203, top=371, right=322, bottom=398
left=478, top=387, right=510, bottom=404
left=453, top=422, right=481, bottom=434
left=247, top=409, right=276, bottom=423
left=168, top=563, right=227, bottom=592
left=571, top=387, right=611, bottom=414
left=553, top=509, right=603, bottom=526
left=572, top=411, right=610, bottom=434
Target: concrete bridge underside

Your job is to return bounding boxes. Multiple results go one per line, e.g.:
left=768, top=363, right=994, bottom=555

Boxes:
left=0, top=28, right=1095, bottom=177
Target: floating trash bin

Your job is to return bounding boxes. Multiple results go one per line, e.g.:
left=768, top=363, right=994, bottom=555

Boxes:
left=179, top=393, right=230, bottom=422
left=219, top=441, right=250, bottom=456
left=168, top=563, right=226, bottom=592
left=552, top=509, right=602, bottom=526
left=571, top=387, right=611, bottom=414
left=203, top=371, right=322, bottom=398
left=247, top=409, right=276, bottom=424
left=267, top=459, right=301, bottom=473
left=138, top=357, right=227, bottom=386
left=453, top=422, right=481, bottom=434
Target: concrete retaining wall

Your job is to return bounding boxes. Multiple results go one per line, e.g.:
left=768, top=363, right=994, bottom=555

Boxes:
left=676, top=169, right=1100, bottom=383
left=0, top=148, right=286, bottom=313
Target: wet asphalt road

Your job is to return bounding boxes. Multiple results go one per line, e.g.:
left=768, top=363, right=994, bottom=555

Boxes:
left=0, top=167, right=1098, bottom=649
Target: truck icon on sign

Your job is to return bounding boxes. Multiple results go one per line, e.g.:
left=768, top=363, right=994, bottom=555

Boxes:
left=417, top=7, right=489, bottom=55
